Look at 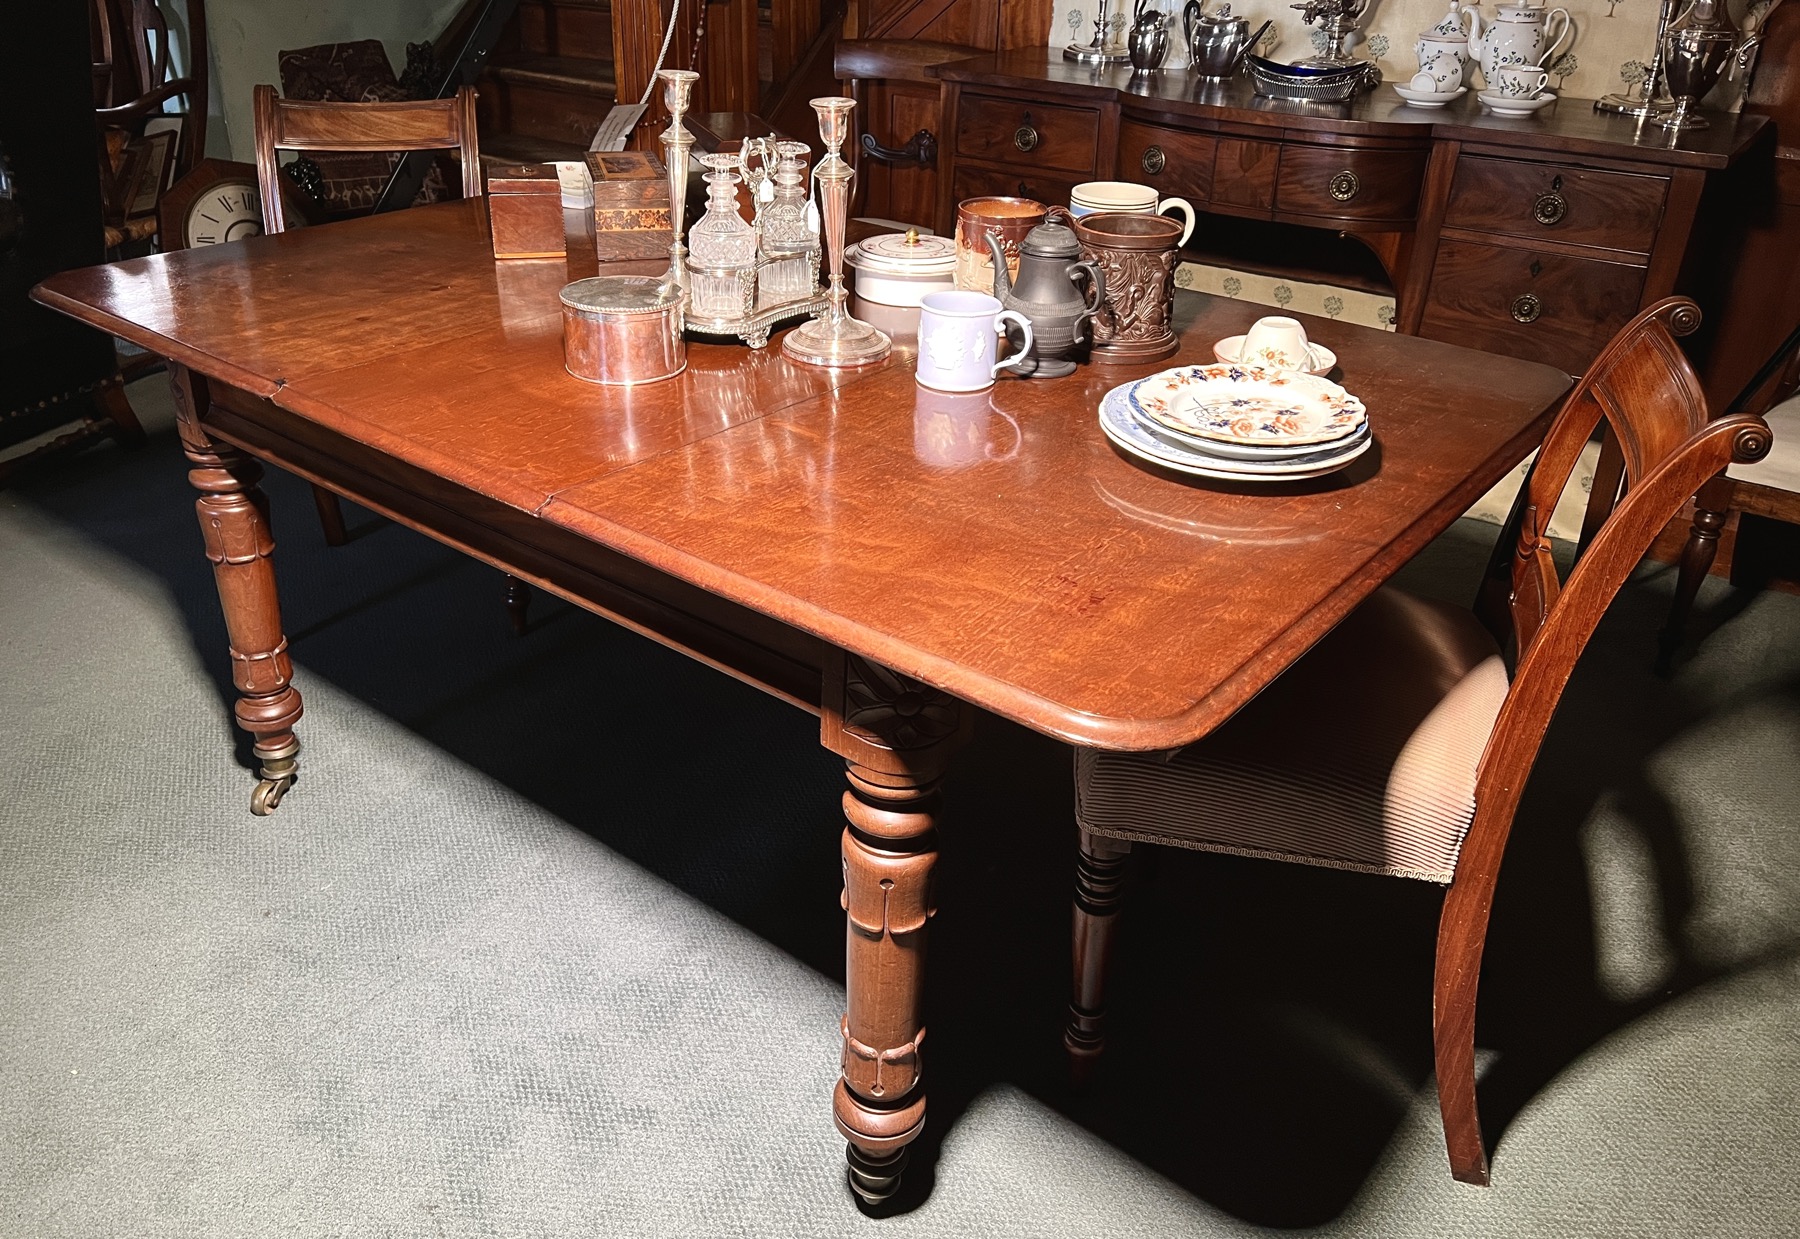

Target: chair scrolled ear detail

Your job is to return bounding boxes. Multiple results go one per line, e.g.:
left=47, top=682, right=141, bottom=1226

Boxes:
left=1068, top=294, right=1774, bottom=1187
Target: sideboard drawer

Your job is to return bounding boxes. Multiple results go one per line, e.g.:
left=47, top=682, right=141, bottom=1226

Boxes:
left=1118, top=121, right=1216, bottom=203
left=956, top=95, right=1100, bottom=175
left=951, top=164, right=1081, bottom=213
left=1210, top=138, right=1281, bottom=213
left=1418, top=240, right=1646, bottom=374
left=1443, top=155, right=1669, bottom=254
left=1276, top=146, right=1427, bottom=225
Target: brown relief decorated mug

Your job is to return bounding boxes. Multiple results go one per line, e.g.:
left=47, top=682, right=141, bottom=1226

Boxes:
left=1071, top=210, right=1184, bottom=365
left=954, top=196, right=1046, bottom=292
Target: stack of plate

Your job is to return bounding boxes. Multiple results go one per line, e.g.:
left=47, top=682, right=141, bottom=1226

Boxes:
left=1098, top=363, right=1372, bottom=482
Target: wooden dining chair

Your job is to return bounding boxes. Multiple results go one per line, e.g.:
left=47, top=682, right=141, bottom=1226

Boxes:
left=250, top=83, right=530, bottom=634
left=1064, top=297, right=1774, bottom=1186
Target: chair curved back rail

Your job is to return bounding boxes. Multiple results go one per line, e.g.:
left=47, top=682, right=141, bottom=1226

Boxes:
left=250, top=83, right=482, bottom=234
left=1437, top=296, right=1773, bottom=1183
left=92, top=0, right=209, bottom=189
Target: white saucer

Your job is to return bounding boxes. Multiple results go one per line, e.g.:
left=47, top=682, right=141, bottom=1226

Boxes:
left=1214, top=335, right=1337, bottom=376
left=1393, top=84, right=1467, bottom=109
left=1478, top=89, right=1557, bottom=117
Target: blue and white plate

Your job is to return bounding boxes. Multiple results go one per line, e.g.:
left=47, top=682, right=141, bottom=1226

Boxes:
left=1125, top=363, right=1368, bottom=446
left=1099, top=387, right=1371, bottom=481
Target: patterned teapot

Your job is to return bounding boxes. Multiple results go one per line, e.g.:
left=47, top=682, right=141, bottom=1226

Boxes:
left=1415, top=0, right=1479, bottom=75
left=1474, top=1, right=1572, bottom=81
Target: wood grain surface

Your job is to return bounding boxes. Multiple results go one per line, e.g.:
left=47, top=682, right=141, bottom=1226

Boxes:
left=33, top=198, right=1571, bottom=751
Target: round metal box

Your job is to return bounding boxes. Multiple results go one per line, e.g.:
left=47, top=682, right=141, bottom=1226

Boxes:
left=560, top=275, right=686, bottom=385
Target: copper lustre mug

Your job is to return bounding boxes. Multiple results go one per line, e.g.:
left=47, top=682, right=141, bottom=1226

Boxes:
left=954, top=196, right=1046, bottom=292
left=1070, top=210, right=1184, bottom=365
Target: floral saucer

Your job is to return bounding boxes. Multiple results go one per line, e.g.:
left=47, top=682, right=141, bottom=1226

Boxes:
left=1393, top=84, right=1468, bottom=109
left=1213, top=334, right=1338, bottom=376
left=1125, top=363, right=1367, bottom=447
left=1477, top=89, right=1557, bottom=118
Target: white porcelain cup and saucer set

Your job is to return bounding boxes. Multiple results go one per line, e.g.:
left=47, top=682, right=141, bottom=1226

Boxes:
left=1095, top=315, right=1369, bottom=484
left=1475, top=0, right=1569, bottom=116
left=1395, top=0, right=1474, bottom=108
left=914, top=290, right=1036, bottom=393
left=1068, top=181, right=1198, bottom=245
left=1213, top=314, right=1337, bottom=376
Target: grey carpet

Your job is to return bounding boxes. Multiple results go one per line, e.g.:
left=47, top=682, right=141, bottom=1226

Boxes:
left=3, top=377, right=1798, bottom=1237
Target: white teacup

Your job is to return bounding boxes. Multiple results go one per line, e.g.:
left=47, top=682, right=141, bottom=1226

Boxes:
left=916, top=290, right=1035, bottom=393
left=1492, top=64, right=1550, bottom=98
left=1069, top=181, right=1197, bottom=246
left=1238, top=315, right=1319, bottom=373
left=1410, top=51, right=1462, bottom=93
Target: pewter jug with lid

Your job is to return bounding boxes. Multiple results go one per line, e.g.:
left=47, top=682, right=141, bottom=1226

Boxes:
left=986, top=216, right=1104, bottom=379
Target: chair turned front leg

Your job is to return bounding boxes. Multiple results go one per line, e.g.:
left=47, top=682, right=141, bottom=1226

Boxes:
left=170, top=364, right=304, bottom=815
left=837, top=762, right=938, bottom=1205
left=504, top=575, right=531, bottom=636
left=1066, top=828, right=1131, bottom=1085
left=1659, top=475, right=1732, bottom=669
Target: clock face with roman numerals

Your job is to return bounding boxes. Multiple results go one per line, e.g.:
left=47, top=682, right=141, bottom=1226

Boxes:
left=183, top=180, right=262, bottom=247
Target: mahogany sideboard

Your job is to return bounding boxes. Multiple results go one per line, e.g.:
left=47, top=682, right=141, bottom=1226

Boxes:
left=931, top=51, right=1769, bottom=377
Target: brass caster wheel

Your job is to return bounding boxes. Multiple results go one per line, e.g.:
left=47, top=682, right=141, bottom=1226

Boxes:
left=251, top=773, right=294, bottom=815
left=845, top=1143, right=907, bottom=1206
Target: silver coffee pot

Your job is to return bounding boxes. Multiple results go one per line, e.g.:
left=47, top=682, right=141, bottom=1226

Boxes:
left=1129, top=0, right=1172, bottom=72
left=1659, top=0, right=1762, bottom=131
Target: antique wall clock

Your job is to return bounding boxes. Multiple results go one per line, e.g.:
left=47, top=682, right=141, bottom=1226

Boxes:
left=159, top=157, right=263, bottom=250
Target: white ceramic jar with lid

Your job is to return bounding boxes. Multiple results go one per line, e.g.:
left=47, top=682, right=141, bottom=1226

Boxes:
left=846, top=230, right=957, bottom=329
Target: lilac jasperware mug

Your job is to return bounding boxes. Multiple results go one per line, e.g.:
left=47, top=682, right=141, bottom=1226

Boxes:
left=915, top=291, right=1035, bottom=393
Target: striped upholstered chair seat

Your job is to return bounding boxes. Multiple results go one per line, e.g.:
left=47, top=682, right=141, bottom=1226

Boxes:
left=1075, top=586, right=1508, bottom=885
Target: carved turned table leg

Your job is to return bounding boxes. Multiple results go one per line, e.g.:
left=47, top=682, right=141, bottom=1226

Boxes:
left=1065, top=828, right=1131, bottom=1085
left=822, top=654, right=969, bottom=1206
left=169, top=364, right=304, bottom=815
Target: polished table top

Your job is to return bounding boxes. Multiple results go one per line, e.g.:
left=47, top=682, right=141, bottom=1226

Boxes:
left=36, top=199, right=1572, bottom=750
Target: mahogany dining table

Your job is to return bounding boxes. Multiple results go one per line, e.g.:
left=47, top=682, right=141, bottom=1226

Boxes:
left=33, top=198, right=1572, bottom=1203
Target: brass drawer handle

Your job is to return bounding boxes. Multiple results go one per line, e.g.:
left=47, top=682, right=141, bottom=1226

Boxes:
left=1533, top=191, right=1567, bottom=226
left=1329, top=170, right=1359, bottom=202
left=1511, top=293, right=1542, bottom=323
left=1014, top=124, right=1040, bottom=153
left=1142, top=145, right=1166, bottom=176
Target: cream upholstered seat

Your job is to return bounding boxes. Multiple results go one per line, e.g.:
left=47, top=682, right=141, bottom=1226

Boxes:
left=1062, top=298, right=1776, bottom=1189
left=1076, top=588, right=1508, bottom=885
left=1727, top=393, right=1800, bottom=491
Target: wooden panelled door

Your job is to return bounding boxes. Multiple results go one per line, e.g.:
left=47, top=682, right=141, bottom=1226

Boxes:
left=848, top=0, right=1050, bottom=226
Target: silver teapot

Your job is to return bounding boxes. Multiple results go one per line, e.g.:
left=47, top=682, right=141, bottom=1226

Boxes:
left=1185, top=0, right=1253, bottom=78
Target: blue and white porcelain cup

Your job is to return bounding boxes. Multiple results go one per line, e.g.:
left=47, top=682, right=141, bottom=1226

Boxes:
left=1069, top=181, right=1197, bottom=246
left=915, top=291, right=1035, bottom=393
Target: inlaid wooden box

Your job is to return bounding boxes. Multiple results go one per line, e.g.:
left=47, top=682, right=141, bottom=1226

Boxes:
left=486, top=163, right=566, bottom=260
left=584, top=150, right=674, bottom=261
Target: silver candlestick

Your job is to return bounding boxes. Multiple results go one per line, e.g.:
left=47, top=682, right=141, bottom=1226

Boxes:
left=658, top=68, right=699, bottom=293
left=782, top=97, right=890, bottom=368
left=1064, top=0, right=1132, bottom=65
left=1595, top=0, right=1680, bottom=116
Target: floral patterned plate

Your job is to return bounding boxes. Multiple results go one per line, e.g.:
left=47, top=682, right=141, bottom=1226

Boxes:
left=1099, top=387, right=1372, bottom=480
left=1126, top=363, right=1367, bottom=447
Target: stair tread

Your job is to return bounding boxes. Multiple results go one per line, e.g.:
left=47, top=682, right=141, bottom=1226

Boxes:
left=481, top=134, right=592, bottom=166
left=489, top=51, right=617, bottom=95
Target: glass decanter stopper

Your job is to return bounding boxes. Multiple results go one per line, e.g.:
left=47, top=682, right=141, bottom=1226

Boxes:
left=687, top=151, right=758, bottom=322
left=757, top=139, right=818, bottom=310
left=783, top=97, right=890, bottom=368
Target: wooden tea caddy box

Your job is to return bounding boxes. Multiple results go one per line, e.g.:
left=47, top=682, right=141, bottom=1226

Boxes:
left=583, top=150, right=674, bottom=261
left=486, top=163, right=567, bottom=260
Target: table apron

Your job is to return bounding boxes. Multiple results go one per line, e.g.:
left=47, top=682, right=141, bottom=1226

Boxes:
left=202, top=381, right=831, bottom=717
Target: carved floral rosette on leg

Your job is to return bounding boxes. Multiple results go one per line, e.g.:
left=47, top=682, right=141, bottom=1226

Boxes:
left=821, top=654, right=969, bottom=1205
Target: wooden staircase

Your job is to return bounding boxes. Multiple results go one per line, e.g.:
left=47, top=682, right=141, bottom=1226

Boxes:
left=471, top=0, right=842, bottom=164
left=476, top=0, right=619, bottom=165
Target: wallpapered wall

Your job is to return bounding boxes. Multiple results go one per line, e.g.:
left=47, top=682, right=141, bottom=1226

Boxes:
left=1048, top=0, right=1774, bottom=104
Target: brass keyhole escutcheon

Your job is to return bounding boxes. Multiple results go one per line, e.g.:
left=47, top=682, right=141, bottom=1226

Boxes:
left=1533, top=191, right=1568, bottom=226
left=1511, top=293, right=1543, bottom=323
left=1014, top=124, right=1040, bottom=153
left=1142, top=145, right=1166, bottom=175
left=1329, top=170, right=1359, bottom=202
